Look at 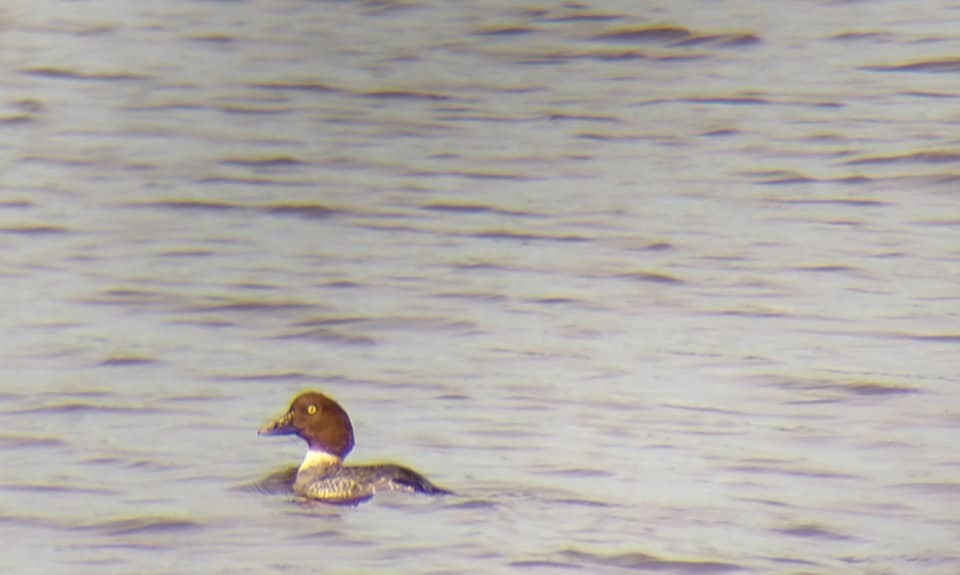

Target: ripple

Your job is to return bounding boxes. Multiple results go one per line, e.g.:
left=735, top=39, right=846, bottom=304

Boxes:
left=184, top=33, right=238, bottom=44
left=545, top=112, right=620, bottom=123
left=791, top=264, right=864, bottom=274
left=769, top=197, right=889, bottom=207
left=0, top=483, right=118, bottom=495
left=121, top=199, right=347, bottom=220
left=187, top=299, right=315, bottom=313
left=445, top=498, right=497, bottom=510
left=338, top=315, right=477, bottom=333
left=548, top=497, right=612, bottom=508
left=83, top=517, right=204, bottom=536
left=0, top=225, right=71, bottom=235
left=894, top=482, right=960, bottom=494
left=361, top=89, right=453, bottom=102
left=92, top=289, right=176, bottom=306
left=0, top=199, right=33, bottom=208
left=764, top=374, right=920, bottom=398
left=291, top=315, right=368, bottom=328
left=911, top=219, right=960, bottom=227
left=272, top=328, right=377, bottom=346
left=420, top=202, right=540, bottom=217
left=520, top=49, right=653, bottom=65
left=99, top=356, right=159, bottom=367
left=591, top=25, right=693, bottom=43
left=474, top=25, right=535, bottom=37
left=881, top=332, right=960, bottom=343
left=678, top=33, right=762, bottom=48
left=846, top=151, right=960, bottom=165
left=432, top=290, right=508, bottom=302
left=728, top=464, right=860, bottom=480
left=589, top=25, right=760, bottom=49
left=710, top=308, right=788, bottom=319
left=678, top=95, right=771, bottom=106
left=470, top=230, right=591, bottom=243
left=128, top=199, right=245, bottom=212
left=81, top=455, right=184, bottom=472
left=220, top=156, right=305, bottom=167
left=0, top=435, right=68, bottom=449
left=155, top=249, right=217, bottom=258
left=509, top=559, right=575, bottom=568
left=412, top=169, right=534, bottom=181
left=210, top=371, right=310, bottom=382
left=239, top=465, right=297, bottom=495
left=559, top=548, right=745, bottom=573
left=219, top=104, right=293, bottom=115
left=613, top=270, right=685, bottom=285
left=195, top=175, right=313, bottom=187
left=862, top=58, right=960, bottom=73
left=830, top=31, right=894, bottom=42
left=12, top=403, right=174, bottom=415
left=534, top=467, right=614, bottom=478
left=21, top=67, right=151, bottom=81
left=263, top=203, right=339, bottom=219
left=527, top=296, right=589, bottom=305
left=843, top=382, right=919, bottom=396
left=249, top=80, right=341, bottom=93
left=0, top=114, right=33, bottom=125
left=535, top=10, right=622, bottom=23
left=776, top=523, right=857, bottom=541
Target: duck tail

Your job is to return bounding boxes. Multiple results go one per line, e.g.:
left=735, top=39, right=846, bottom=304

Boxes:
left=392, top=466, right=453, bottom=495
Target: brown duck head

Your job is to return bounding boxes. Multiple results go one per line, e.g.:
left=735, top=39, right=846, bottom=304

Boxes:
left=258, top=391, right=355, bottom=458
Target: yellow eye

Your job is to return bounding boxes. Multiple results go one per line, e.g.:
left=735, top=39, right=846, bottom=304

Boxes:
left=307, top=404, right=317, bottom=415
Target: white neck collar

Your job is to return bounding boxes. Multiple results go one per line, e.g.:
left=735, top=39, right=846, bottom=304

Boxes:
left=300, top=449, right=342, bottom=471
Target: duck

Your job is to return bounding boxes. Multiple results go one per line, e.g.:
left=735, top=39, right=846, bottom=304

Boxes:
left=258, top=390, right=450, bottom=504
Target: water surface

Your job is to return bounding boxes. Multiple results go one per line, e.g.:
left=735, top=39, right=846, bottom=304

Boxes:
left=1, top=1, right=959, bottom=573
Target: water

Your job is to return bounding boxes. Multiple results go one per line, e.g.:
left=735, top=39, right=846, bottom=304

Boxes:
left=1, top=0, right=959, bottom=573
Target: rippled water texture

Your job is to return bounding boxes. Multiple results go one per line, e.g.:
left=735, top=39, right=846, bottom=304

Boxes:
left=1, top=1, right=959, bottom=573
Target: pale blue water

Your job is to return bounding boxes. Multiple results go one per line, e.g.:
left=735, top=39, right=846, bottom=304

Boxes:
left=1, top=1, right=958, bottom=573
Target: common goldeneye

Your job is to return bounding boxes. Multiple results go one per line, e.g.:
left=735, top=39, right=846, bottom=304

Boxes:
left=258, top=390, right=450, bottom=504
